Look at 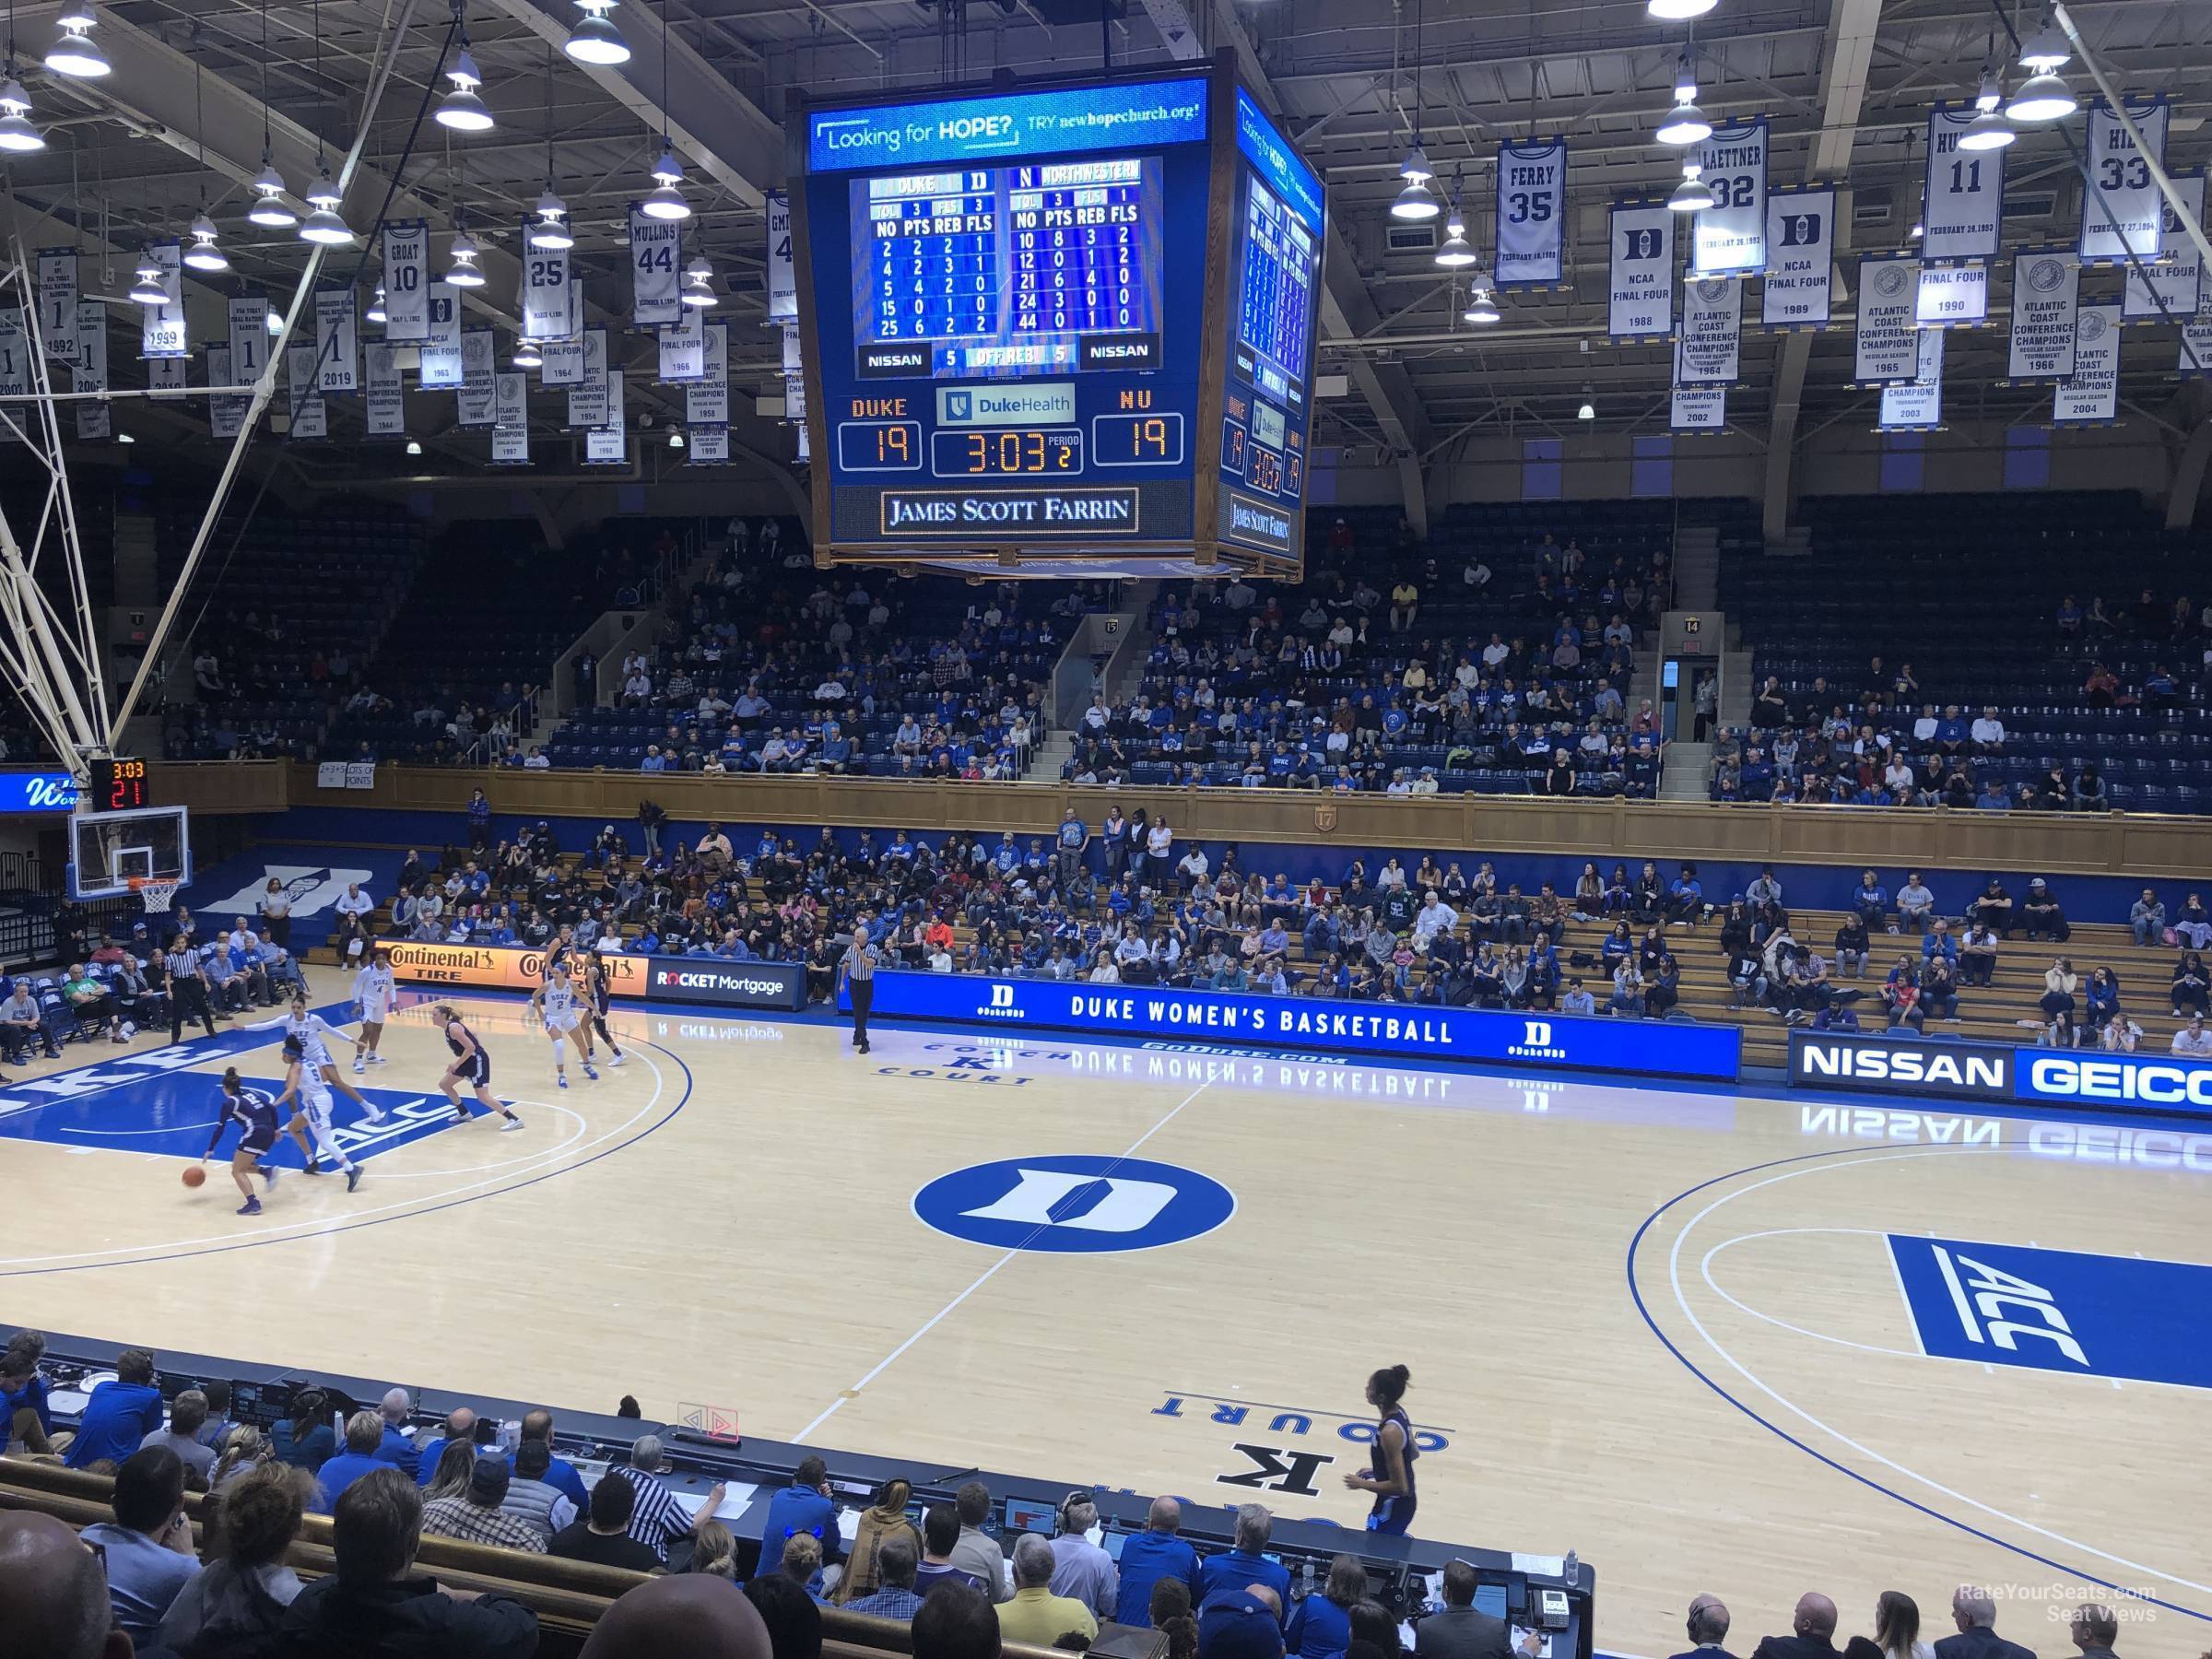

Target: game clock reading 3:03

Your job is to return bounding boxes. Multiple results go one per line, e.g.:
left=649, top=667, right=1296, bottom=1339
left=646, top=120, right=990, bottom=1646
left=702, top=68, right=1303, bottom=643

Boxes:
left=792, top=69, right=1324, bottom=565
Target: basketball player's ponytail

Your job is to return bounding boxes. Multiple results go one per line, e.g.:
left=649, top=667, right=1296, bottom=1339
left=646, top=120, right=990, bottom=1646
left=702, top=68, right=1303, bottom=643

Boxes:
left=221, top=1066, right=241, bottom=1094
left=1369, top=1364, right=1411, bottom=1407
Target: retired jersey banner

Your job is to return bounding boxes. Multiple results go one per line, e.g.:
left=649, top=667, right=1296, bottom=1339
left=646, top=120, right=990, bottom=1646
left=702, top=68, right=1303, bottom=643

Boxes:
left=2081, top=97, right=2170, bottom=265
left=206, top=344, right=247, bottom=439
left=381, top=220, right=432, bottom=341
left=629, top=207, right=681, bottom=326
left=1670, top=382, right=1726, bottom=432
left=2008, top=250, right=2081, bottom=379
left=584, top=370, right=626, bottom=463
left=2124, top=171, right=2204, bottom=321
left=520, top=238, right=578, bottom=342
left=1853, top=254, right=1921, bottom=383
left=1690, top=117, right=1769, bottom=277
left=285, top=340, right=327, bottom=440
left=687, top=422, right=730, bottom=464
left=37, top=250, right=78, bottom=361
left=658, top=308, right=705, bottom=382
left=1677, top=276, right=1742, bottom=383
left=75, top=300, right=109, bottom=439
left=1878, top=326, right=1944, bottom=431
left=456, top=328, right=497, bottom=427
left=418, top=281, right=464, bottom=387
left=2053, top=304, right=2122, bottom=426
left=1495, top=139, right=1567, bottom=288
left=1923, top=108, right=2005, bottom=260
left=227, top=297, right=270, bottom=390
left=365, top=341, right=406, bottom=437
left=314, top=287, right=359, bottom=394
left=140, top=240, right=187, bottom=359
left=1761, top=186, right=1834, bottom=329
left=1607, top=202, right=1675, bottom=339
left=1914, top=263, right=1988, bottom=328
left=766, top=191, right=797, bottom=320
left=566, top=328, right=611, bottom=426
left=687, top=323, right=728, bottom=424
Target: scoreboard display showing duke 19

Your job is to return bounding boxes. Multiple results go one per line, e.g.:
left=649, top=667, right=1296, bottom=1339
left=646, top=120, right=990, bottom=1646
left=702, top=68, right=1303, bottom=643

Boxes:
left=791, top=65, right=1326, bottom=571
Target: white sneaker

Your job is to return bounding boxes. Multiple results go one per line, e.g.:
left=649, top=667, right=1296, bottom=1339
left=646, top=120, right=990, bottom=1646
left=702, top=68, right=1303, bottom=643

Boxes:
left=352, top=1059, right=366, bottom=1074
left=500, top=1115, right=525, bottom=1132
left=360, top=1107, right=386, bottom=1124
left=607, top=1052, right=627, bottom=1066
left=367, top=1053, right=387, bottom=1065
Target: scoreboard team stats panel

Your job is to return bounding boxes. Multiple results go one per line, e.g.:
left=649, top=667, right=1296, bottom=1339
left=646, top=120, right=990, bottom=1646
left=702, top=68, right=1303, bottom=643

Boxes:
left=791, top=65, right=1325, bottom=574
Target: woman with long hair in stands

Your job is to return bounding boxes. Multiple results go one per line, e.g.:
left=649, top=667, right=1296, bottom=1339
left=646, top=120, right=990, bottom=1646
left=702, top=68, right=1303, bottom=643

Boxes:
left=1341, top=1363, right=1418, bottom=1535
left=1842, top=1590, right=1934, bottom=1659
left=208, top=1426, right=274, bottom=1494
left=687, top=1520, right=742, bottom=1581
left=157, top=1461, right=314, bottom=1656
left=422, top=1439, right=477, bottom=1502
left=833, top=1477, right=920, bottom=1604
left=1287, top=1556, right=1368, bottom=1659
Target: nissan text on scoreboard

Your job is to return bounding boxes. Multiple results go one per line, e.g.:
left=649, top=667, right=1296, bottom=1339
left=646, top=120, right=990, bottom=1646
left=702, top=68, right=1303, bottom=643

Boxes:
left=790, top=61, right=1324, bottom=580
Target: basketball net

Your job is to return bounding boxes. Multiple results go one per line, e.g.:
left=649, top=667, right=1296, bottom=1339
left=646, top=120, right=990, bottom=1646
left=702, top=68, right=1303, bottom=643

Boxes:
left=129, top=877, right=181, bottom=914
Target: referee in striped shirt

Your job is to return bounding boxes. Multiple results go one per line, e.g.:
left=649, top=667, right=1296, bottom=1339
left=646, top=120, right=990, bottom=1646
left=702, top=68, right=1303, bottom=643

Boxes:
left=164, top=934, right=218, bottom=1043
left=841, top=911, right=876, bottom=1055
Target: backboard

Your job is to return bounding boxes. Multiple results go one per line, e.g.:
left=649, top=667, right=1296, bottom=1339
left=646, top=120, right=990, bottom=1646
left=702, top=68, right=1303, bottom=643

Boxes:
left=68, top=805, right=193, bottom=900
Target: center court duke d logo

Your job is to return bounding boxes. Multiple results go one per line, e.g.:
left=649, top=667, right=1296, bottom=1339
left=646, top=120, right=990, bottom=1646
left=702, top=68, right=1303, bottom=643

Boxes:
left=912, top=1154, right=1236, bottom=1253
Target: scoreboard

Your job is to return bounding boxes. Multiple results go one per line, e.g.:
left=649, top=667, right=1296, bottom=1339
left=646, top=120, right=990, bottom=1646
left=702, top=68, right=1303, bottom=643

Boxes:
left=791, top=63, right=1324, bottom=577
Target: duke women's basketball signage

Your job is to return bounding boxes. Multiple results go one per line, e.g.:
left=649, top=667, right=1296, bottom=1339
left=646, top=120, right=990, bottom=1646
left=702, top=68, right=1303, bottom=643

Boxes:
left=912, top=1154, right=1236, bottom=1253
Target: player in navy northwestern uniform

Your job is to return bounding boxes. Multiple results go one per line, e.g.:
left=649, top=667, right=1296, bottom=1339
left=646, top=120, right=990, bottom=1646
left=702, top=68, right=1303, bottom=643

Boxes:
left=429, top=1005, right=525, bottom=1130
left=586, top=952, right=627, bottom=1067
left=1342, top=1363, right=1418, bottom=1535
left=201, top=1065, right=313, bottom=1216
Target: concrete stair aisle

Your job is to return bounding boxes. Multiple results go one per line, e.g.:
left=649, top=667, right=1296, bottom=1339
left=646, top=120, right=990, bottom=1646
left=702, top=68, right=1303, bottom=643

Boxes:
left=1719, top=643, right=1754, bottom=726
left=1673, top=525, right=1720, bottom=611
left=1660, top=742, right=1712, bottom=800
left=1024, top=730, right=1078, bottom=782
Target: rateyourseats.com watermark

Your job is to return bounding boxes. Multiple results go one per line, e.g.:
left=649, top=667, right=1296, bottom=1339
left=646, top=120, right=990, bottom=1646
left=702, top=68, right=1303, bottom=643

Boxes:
left=1975, top=1583, right=2164, bottom=1625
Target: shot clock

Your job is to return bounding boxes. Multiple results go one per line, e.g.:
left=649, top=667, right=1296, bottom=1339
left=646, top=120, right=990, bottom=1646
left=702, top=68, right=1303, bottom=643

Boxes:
left=89, top=756, right=151, bottom=813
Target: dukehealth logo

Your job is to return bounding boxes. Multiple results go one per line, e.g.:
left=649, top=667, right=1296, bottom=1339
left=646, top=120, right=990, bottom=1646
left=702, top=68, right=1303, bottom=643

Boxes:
left=913, top=1154, right=1236, bottom=1253
left=938, top=382, right=1075, bottom=425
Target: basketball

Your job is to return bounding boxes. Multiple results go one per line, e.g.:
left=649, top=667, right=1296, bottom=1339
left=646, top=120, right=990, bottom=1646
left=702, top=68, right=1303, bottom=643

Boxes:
left=181, top=1165, right=206, bottom=1189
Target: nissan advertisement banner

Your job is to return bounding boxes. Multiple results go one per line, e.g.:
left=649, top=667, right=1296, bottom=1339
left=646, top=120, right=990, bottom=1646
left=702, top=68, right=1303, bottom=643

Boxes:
left=1791, top=1031, right=2212, bottom=1116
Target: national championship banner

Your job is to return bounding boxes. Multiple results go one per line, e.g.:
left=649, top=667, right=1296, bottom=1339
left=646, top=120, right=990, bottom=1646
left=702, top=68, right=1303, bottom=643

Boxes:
left=417, top=281, right=464, bottom=387
left=1853, top=254, right=1921, bottom=383
left=140, top=240, right=187, bottom=359
left=2124, top=171, right=2204, bottom=321
left=1494, top=138, right=1567, bottom=288
left=2080, top=97, right=2170, bottom=265
left=0, top=311, right=24, bottom=409
left=147, top=357, right=188, bottom=395
left=456, top=328, right=497, bottom=427
left=1923, top=107, right=2005, bottom=260
left=2182, top=321, right=2212, bottom=376
left=1677, top=276, right=1742, bottom=383
left=765, top=191, right=797, bottom=320
left=687, top=422, right=730, bottom=464
left=313, top=287, right=359, bottom=394
left=1914, top=262, right=1988, bottom=328
left=74, top=300, right=109, bottom=439
left=629, top=206, right=682, bottom=326
left=1689, top=116, right=1769, bottom=277
left=2053, top=303, right=2122, bottom=426
left=1670, top=383, right=1726, bottom=432
left=687, top=322, right=728, bottom=424
left=1878, top=325, right=1943, bottom=430
left=36, top=250, right=78, bottom=362
left=227, top=297, right=270, bottom=391
left=1606, top=201, right=1675, bottom=339
left=520, top=236, right=577, bottom=342
left=491, top=371, right=530, bottom=465
left=284, top=340, right=326, bottom=440
left=2007, top=250, right=2082, bottom=379
left=1761, top=185, right=1834, bottom=329
left=206, top=345, right=248, bottom=439
left=658, top=308, right=705, bottom=382
left=584, top=370, right=626, bottom=463
left=380, top=220, right=432, bottom=341
left=566, top=329, right=611, bottom=426
left=365, top=341, right=406, bottom=438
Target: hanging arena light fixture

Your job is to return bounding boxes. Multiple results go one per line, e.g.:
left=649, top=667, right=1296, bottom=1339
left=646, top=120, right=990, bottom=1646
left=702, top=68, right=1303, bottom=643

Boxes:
left=46, top=0, right=109, bottom=77
left=128, top=248, right=167, bottom=306
left=565, top=0, right=629, bottom=65
left=682, top=255, right=717, bottom=306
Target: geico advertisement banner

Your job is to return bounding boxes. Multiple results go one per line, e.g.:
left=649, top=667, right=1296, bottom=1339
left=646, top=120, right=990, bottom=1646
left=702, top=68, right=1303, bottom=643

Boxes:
left=1792, top=1032, right=2212, bottom=1116
left=646, top=957, right=806, bottom=1012
left=2015, top=1052, right=2212, bottom=1112
left=846, top=971, right=1742, bottom=1080
left=387, top=942, right=649, bottom=995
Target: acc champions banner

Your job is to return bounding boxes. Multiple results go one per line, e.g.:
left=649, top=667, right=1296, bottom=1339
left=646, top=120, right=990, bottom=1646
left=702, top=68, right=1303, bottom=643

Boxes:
left=846, top=971, right=1741, bottom=1081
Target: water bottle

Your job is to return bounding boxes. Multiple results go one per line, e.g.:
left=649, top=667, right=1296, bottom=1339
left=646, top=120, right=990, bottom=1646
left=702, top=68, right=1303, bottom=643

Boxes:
left=1301, top=1559, right=1317, bottom=1601
left=1561, top=1549, right=1579, bottom=1590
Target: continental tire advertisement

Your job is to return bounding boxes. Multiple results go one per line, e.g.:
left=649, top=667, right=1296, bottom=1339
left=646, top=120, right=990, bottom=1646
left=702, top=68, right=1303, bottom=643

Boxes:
left=386, top=942, right=651, bottom=995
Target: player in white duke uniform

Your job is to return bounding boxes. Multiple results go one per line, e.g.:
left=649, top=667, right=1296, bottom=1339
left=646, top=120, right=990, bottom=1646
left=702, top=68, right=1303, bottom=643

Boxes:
left=540, top=962, right=598, bottom=1088
left=246, top=995, right=386, bottom=1124
left=351, top=946, right=396, bottom=1074
left=275, top=1034, right=361, bottom=1192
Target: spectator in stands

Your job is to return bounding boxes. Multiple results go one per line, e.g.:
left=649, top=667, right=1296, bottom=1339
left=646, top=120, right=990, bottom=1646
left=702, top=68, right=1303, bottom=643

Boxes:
left=1198, top=1504, right=1292, bottom=1613
left=621, top=1434, right=724, bottom=1564
left=914, top=1504, right=984, bottom=1598
left=144, top=1389, right=218, bottom=1487
left=1412, top=1560, right=1513, bottom=1659
left=2, top=978, right=60, bottom=1063
left=1751, top=1593, right=1841, bottom=1659
left=1, top=1331, right=53, bottom=1455
left=2173, top=956, right=2211, bottom=1018
left=550, top=1471, right=664, bottom=1573
left=2040, top=959, right=2080, bottom=1047
left=758, top=1455, right=841, bottom=1579
left=2064, top=1605, right=2117, bottom=1659
left=157, top=1460, right=312, bottom=1654
left=1958, top=923, right=1998, bottom=987
left=420, top=1453, right=545, bottom=1553
left=1930, top=1586, right=2031, bottom=1659
left=65, top=1347, right=163, bottom=1470
left=272, top=1387, right=336, bottom=1473
left=1896, top=873, right=1936, bottom=935
left=1048, top=1494, right=1119, bottom=1618
left=279, top=1466, right=538, bottom=1656
left=950, top=1481, right=1011, bottom=1602
left=914, top=1582, right=1003, bottom=1659
left=79, top=1444, right=196, bottom=1643
left=998, top=1533, right=1099, bottom=1649
left=746, top=1572, right=825, bottom=1659
left=413, top=1406, right=478, bottom=1484
left=845, top=1534, right=926, bottom=1621
left=581, top=1573, right=771, bottom=1659
left=2021, top=879, right=2069, bottom=942
left=1841, top=1590, right=1930, bottom=1659
left=2173, top=1014, right=2212, bottom=1057
left=2130, top=888, right=2167, bottom=947
left=315, top=1411, right=394, bottom=1513
left=0, top=1509, right=135, bottom=1659
left=1203, top=1585, right=1287, bottom=1659
left=2100, top=1012, right=2146, bottom=1053
left=1282, top=1557, right=1362, bottom=1659
left=1671, top=1594, right=1735, bottom=1659
left=2175, top=894, right=2212, bottom=950
left=1832, top=913, right=1869, bottom=980
left=1113, top=1495, right=1199, bottom=1626
left=501, top=1441, right=577, bottom=1545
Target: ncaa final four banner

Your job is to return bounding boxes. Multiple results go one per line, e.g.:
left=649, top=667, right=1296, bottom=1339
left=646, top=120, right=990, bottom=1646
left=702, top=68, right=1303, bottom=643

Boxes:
left=74, top=300, right=109, bottom=440
left=417, top=282, right=464, bottom=388
left=1607, top=200, right=1675, bottom=340
left=314, top=287, right=359, bottom=394
left=1878, top=326, right=1943, bottom=431
left=539, top=287, right=590, bottom=383
left=1922, top=107, right=2004, bottom=260
left=2080, top=97, right=2170, bottom=265
left=36, top=250, right=77, bottom=362
left=2124, top=171, right=2204, bottom=321
left=1761, top=185, right=1833, bottom=329
left=1913, top=263, right=1988, bottom=329
left=658, top=308, right=706, bottom=382
left=380, top=220, right=431, bottom=342
left=2007, top=249, right=2081, bottom=379
left=519, top=232, right=578, bottom=343
left=2053, top=304, right=2122, bottom=426
left=1689, top=116, right=1769, bottom=277
left=1494, top=138, right=1567, bottom=288
left=1853, top=253, right=1921, bottom=384
left=364, top=342, right=406, bottom=439
left=140, top=239, right=188, bottom=360
left=687, top=323, right=728, bottom=424
left=1676, top=277, right=1742, bottom=384
left=629, top=206, right=682, bottom=326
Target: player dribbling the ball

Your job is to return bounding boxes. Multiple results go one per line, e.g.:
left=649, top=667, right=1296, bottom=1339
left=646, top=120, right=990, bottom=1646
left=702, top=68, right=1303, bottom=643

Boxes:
left=200, top=1066, right=313, bottom=1217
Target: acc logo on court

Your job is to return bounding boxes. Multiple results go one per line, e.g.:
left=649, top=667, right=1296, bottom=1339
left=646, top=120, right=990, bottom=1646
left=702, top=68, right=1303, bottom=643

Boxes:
left=912, top=1155, right=1236, bottom=1253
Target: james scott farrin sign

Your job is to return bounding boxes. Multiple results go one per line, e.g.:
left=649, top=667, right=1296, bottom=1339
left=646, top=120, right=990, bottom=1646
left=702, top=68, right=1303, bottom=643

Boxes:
left=846, top=971, right=1742, bottom=1081
left=1791, top=1031, right=2212, bottom=1117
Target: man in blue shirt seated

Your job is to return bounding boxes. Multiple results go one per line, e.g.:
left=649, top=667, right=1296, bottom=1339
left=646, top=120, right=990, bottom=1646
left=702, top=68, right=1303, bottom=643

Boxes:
left=1197, top=1503, right=1293, bottom=1624
left=512, top=1408, right=590, bottom=1512
left=316, top=1409, right=399, bottom=1513
left=64, top=1347, right=164, bottom=1470
left=1201, top=1584, right=1288, bottom=1659
left=1115, top=1495, right=1202, bottom=1626
left=759, top=1454, right=843, bottom=1579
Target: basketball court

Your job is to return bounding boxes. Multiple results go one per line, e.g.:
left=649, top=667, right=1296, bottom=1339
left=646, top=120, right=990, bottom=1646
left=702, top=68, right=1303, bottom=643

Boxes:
left=0, top=975, right=2202, bottom=1653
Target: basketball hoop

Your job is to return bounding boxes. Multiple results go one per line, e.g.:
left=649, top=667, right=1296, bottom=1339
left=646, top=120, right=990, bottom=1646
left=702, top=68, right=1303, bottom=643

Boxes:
left=129, top=877, right=182, bottom=914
